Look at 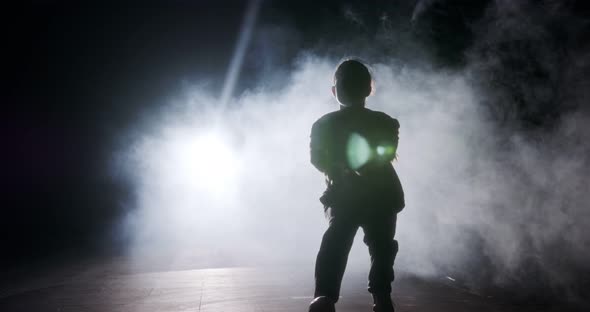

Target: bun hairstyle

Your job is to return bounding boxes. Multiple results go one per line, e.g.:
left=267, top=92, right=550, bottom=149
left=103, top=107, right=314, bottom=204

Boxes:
left=334, top=59, right=372, bottom=102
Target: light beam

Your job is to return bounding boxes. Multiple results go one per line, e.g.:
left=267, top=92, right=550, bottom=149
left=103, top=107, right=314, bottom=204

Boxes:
left=220, top=0, right=262, bottom=108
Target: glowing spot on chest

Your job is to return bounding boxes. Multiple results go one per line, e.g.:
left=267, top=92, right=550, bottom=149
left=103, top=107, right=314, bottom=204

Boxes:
left=347, top=133, right=371, bottom=170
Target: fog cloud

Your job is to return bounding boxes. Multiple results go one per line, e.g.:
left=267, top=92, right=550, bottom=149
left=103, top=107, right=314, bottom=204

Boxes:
left=116, top=0, right=590, bottom=299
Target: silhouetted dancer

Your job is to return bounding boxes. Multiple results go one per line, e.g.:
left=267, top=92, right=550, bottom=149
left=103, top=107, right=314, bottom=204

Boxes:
left=308, top=59, right=405, bottom=312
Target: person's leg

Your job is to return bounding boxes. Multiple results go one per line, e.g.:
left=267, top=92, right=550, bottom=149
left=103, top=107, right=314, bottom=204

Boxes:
left=362, top=213, right=398, bottom=296
left=314, top=214, right=358, bottom=302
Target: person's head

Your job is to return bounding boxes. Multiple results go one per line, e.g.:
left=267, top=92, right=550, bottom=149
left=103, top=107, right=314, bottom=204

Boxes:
left=332, top=59, right=372, bottom=107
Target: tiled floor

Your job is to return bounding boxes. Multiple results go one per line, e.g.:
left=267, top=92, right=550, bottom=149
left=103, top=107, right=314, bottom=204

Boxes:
left=0, top=260, right=582, bottom=312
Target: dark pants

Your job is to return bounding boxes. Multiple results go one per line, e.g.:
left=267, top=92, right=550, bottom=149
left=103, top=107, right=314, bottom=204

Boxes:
left=314, top=201, right=399, bottom=302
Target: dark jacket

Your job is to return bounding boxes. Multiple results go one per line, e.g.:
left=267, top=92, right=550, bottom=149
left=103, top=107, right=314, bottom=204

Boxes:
left=310, top=106, right=405, bottom=213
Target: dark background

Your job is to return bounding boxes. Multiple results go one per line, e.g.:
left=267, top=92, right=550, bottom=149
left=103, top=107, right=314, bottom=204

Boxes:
left=2, top=0, right=589, bottom=285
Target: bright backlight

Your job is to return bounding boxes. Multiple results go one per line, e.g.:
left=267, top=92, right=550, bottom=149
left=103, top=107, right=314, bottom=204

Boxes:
left=170, top=130, right=240, bottom=197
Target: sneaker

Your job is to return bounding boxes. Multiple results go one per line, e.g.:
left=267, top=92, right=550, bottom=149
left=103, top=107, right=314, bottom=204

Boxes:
left=309, top=296, right=336, bottom=312
left=372, top=294, right=395, bottom=312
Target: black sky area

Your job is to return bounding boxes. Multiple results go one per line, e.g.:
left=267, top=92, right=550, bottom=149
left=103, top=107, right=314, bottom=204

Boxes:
left=2, top=0, right=589, bottom=274
left=3, top=0, right=250, bottom=263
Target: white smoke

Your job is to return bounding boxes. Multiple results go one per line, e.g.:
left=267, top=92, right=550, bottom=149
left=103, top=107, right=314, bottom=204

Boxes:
left=117, top=55, right=488, bottom=273
left=115, top=1, right=590, bottom=298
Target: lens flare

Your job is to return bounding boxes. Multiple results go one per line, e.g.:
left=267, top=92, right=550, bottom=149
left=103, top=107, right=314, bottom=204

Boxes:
left=376, top=145, right=395, bottom=158
left=347, top=133, right=371, bottom=169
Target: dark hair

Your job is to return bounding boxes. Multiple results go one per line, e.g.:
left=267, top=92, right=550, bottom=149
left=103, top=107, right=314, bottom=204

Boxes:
left=334, top=59, right=372, bottom=100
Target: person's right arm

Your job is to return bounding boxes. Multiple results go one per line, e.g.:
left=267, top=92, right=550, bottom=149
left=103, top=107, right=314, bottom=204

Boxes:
left=386, top=117, right=400, bottom=162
